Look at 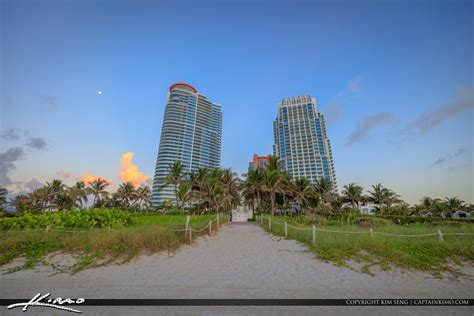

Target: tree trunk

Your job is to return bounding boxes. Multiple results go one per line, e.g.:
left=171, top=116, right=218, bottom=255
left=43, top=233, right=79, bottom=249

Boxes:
left=256, top=191, right=261, bottom=211
left=270, top=191, right=275, bottom=216
left=174, top=184, right=179, bottom=208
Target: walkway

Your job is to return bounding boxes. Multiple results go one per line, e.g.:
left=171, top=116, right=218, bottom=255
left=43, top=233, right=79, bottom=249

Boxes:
left=1, top=223, right=472, bottom=315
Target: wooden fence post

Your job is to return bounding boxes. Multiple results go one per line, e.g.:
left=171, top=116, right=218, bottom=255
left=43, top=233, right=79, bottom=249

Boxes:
left=217, top=214, right=220, bottom=227
left=209, top=220, right=212, bottom=235
left=185, top=215, right=190, bottom=237
left=370, top=229, right=374, bottom=238
left=284, top=222, right=288, bottom=237
left=189, top=225, right=192, bottom=244
left=312, top=225, right=316, bottom=244
left=260, top=213, right=263, bottom=225
left=269, top=217, right=272, bottom=230
left=438, top=230, right=444, bottom=242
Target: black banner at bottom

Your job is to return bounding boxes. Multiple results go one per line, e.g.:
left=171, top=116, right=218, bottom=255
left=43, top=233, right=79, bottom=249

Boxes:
left=1, top=299, right=473, bottom=306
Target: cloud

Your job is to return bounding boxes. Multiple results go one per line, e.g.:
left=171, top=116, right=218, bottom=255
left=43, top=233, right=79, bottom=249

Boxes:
left=348, top=76, right=363, bottom=94
left=447, top=164, right=470, bottom=172
left=56, top=170, right=72, bottom=179
left=322, top=75, right=364, bottom=125
left=26, top=137, right=47, bottom=150
left=24, top=178, right=44, bottom=191
left=82, top=174, right=112, bottom=186
left=323, top=101, right=342, bottom=126
left=403, top=86, right=473, bottom=135
left=0, top=128, right=24, bottom=141
left=432, top=148, right=468, bottom=166
left=346, top=112, right=399, bottom=145
left=456, top=84, right=474, bottom=98
left=119, top=152, right=150, bottom=187
left=0, top=147, right=25, bottom=186
left=1, top=128, right=48, bottom=150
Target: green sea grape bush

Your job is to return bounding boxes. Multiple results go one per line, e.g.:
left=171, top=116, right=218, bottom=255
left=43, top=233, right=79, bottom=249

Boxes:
left=0, top=209, right=133, bottom=230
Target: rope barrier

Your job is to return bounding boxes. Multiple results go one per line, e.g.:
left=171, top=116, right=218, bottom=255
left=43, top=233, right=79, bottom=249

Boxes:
left=1, top=215, right=224, bottom=234
left=373, top=232, right=438, bottom=237
left=286, top=223, right=312, bottom=231
left=260, top=215, right=474, bottom=238
left=442, top=232, right=474, bottom=236
left=191, top=222, right=211, bottom=232
left=315, top=228, right=369, bottom=234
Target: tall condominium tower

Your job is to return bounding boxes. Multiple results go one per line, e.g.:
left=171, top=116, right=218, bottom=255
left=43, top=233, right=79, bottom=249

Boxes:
left=152, top=83, right=222, bottom=206
left=273, top=95, right=337, bottom=186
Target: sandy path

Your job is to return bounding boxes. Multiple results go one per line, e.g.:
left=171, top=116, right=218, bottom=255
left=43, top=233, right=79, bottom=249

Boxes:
left=1, top=223, right=473, bottom=315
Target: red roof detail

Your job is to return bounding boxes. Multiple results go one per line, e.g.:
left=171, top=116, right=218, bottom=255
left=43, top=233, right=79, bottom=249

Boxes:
left=169, top=82, right=197, bottom=93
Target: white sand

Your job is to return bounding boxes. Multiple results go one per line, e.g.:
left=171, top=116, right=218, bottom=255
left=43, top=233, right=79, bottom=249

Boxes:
left=1, top=223, right=473, bottom=315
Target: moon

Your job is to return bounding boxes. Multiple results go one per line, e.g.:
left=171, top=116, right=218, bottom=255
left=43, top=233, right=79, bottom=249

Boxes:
left=97, top=91, right=102, bottom=95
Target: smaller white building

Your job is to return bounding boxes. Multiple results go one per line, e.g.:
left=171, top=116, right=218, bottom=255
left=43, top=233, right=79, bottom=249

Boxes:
left=358, top=204, right=377, bottom=215
left=232, top=206, right=253, bottom=222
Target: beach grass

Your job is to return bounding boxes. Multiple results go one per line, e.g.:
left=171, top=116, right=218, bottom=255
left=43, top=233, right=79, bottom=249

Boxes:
left=259, top=216, right=474, bottom=275
left=0, top=213, right=222, bottom=273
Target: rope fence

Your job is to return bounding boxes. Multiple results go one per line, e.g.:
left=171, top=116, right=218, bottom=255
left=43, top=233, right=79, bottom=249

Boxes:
left=184, top=213, right=229, bottom=244
left=260, top=215, right=474, bottom=244
left=1, top=214, right=230, bottom=245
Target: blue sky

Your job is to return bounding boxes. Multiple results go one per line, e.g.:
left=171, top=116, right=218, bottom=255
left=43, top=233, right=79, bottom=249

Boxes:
left=1, top=0, right=473, bottom=203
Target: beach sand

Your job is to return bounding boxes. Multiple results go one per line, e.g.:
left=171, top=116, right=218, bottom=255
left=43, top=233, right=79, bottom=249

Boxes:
left=1, top=223, right=473, bottom=315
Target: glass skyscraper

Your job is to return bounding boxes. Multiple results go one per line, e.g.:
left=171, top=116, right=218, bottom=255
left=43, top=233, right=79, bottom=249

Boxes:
left=152, top=83, right=222, bottom=206
left=273, top=95, right=337, bottom=186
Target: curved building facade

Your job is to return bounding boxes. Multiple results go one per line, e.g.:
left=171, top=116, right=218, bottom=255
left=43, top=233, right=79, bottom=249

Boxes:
left=152, top=83, right=222, bottom=206
left=273, top=95, right=337, bottom=187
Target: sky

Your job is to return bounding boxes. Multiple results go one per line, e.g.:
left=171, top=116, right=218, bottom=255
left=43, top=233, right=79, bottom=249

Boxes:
left=1, top=0, right=473, bottom=204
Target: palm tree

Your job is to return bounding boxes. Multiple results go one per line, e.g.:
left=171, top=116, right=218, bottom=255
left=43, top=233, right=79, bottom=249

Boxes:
left=104, top=192, right=122, bottom=208
left=263, top=169, right=283, bottom=216
left=209, top=182, right=227, bottom=214
left=117, top=182, right=137, bottom=207
left=278, top=172, right=295, bottom=209
left=313, top=177, right=334, bottom=205
left=87, top=178, right=109, bottom=207
left=382, top=190, right=402, bottom=207
left=31, top=187, right=51, bottom=211
left=443, top=197, right=465, bottom=217
left=221, top=169, right=240, bottom=213
left=189, top=167, right=209, bottom=211
left=367, top=183, right=402, bottom=211
left=135, top=186, right=151, bottom=210
left=367, top=183, right=386, bottom=206
left=10, top=194, right=31, bottom=213
left=267, top=155, right=281, bottom=172
left=68, top=181, right=88, bottom=207
left=161, top=161, right=185, bottom=206
left=331, top=194, right=345, bottom=213
left=175, top=182, right=192, bottom=210
left=293, top=178, right=312, bottom=208
left=0, top=187, right=8, bottom=207
left=341, top=183, right=365, bottom=221
left=341, top=183, right=365, bottom=209
left=242, top=168, right=264, bottom=212
left=45, top=179, right=66, bottom=210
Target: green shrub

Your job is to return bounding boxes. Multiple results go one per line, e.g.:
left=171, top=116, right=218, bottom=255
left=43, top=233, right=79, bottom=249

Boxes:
left=352, top=217, right=389, bottom=228
left=0, top=209, right=134, bottom=230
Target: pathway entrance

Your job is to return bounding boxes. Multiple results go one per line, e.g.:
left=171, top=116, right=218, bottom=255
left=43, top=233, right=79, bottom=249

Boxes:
left=231, top=206, right=253, bottom=222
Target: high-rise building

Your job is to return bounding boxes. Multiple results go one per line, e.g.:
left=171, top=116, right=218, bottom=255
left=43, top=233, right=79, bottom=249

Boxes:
left=152, top=83, right=222, bottom=206
left=248, top=154, right=270, bottom=171
left=273, top=95, right=336, bottom=186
